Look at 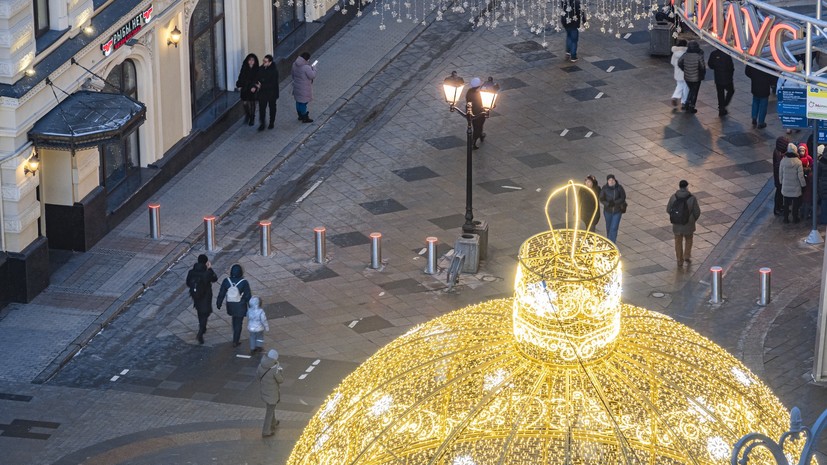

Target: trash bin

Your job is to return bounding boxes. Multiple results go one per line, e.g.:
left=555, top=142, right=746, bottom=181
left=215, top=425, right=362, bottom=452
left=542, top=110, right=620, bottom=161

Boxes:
left=454, top=233, right=480, bottom=274
left=649, top=22, right=675, bottom=56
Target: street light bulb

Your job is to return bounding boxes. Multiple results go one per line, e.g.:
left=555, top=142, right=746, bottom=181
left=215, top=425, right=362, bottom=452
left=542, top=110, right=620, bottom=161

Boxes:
left=442, top=71, right=465, bottom=106
left=479, top=79, right=500, bottom=111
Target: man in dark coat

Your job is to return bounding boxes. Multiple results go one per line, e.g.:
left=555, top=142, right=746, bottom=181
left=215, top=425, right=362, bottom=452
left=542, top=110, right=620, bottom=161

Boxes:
left=745, top=65, right=775, bottom=128
left=256, top=54, right=279, bottom=131
left=667, top=180, right=701, bottom=268
left=678, top=41, right=705, bottom=114
left=707, top=49, right=734, bottom=117
left=818, top=145, right=827, bottom=224
left=216, top=263, right=252, bottom=347
left=772, top=136, right=790, bottom=215
left=561, top=0, right=584, bottom=62
left=186, top=254, right=218, bottom=344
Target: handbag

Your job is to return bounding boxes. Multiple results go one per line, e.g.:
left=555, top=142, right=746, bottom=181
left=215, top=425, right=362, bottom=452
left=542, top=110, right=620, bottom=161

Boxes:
left=620, top=201, right=628, bottom=213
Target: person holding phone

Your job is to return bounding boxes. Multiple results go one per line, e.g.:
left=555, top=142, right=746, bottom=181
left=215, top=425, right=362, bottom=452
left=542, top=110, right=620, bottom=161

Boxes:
left=291, top=51, right=317, bottom=123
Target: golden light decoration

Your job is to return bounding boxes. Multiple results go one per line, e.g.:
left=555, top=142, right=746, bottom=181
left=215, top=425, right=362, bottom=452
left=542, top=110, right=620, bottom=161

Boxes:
left=287, top=182, right=805, bottom=465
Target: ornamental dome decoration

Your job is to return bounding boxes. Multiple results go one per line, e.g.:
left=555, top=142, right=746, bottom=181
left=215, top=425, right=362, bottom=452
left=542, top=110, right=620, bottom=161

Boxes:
left=287, top=182, right=803, bottom=465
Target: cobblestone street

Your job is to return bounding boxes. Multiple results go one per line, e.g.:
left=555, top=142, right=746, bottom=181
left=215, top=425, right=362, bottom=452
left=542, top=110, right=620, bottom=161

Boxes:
left=2, top=3, right=827, bottom=463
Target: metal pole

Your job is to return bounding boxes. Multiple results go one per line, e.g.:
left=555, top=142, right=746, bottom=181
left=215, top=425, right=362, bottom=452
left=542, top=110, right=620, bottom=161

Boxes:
left=314, top=227, right=326, bottom=264
left=759, top=267, right=772, bottom=306
left=370, top=232, right=382, bottom=269
left=148, top=203, right=160, bottom=239
left=463, top=102, right=474, bottom=234
left=710, top=266, right=723, bottom=304
left=204, top=216, right=216, bottom=251
left=259, top=221, right=271, bottom=257
left=425, top=237, right=438, bottom=274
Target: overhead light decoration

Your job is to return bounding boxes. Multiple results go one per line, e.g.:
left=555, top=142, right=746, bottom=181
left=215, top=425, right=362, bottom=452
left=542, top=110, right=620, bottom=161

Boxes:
left=287, top=181, right=807, bottom=465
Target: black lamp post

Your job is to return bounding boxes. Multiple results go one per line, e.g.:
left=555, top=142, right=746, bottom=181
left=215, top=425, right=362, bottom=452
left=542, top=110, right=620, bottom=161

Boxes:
left=442, top=72, right=499, bottom=234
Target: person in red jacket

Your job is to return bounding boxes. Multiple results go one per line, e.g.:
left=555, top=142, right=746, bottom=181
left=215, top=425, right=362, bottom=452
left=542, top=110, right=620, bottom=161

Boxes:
left=799, top=143, right=814, bottom=219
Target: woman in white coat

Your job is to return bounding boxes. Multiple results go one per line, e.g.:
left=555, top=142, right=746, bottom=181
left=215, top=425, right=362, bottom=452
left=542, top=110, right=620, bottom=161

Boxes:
left=671, top=39, right=688, bottom=109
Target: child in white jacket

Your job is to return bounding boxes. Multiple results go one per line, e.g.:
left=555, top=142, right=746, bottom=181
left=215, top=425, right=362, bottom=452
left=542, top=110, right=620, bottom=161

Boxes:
left=671, top=39, right=688, bottom=108
left=247, top=296, right=269, bottom=355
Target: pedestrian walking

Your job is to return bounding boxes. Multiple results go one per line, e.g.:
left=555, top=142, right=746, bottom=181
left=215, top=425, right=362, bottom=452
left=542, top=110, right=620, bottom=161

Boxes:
left=745, top=65, right=775, bottom=129
left=256, top=54, right=279, bottom=131
left=291, top=52, right=317, bottom=123
left=817, top=145, right=827, bottom=224
left=561, top=0, right=584, bottom=62
left=779, top=143, right=806, bottom=223
left=579, top=175, right=601, bottom=232
left=186, top=254, right=218, bottom=344
left=257, top=349, right=285, bottom=437
left=236, top=53, right=259, bottom=126
left=678, top=40, right=705, bottom=114
left=670, top=40, right=688, bottom=109
left=666, top=180, right=701, bottom=268
left=216, top=264, right=252, bottom=347
left=799, top=143, right=814, bottom=219
left=598, top=174, right=626, bottom=244
left=772, top=136, right=790, bottom=215
left=707, top=48, right=734, bottom=117
left=465, top=77, right=486, bottom=149
left=247, top=296, right=269, bottom=355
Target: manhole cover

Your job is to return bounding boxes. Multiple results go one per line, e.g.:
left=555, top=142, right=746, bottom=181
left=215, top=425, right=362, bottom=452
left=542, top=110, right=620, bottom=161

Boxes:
left=651, top=292, right=666, bottom=298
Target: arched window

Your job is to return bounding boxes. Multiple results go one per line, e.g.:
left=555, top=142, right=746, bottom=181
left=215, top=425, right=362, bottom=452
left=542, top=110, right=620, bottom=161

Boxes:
left=101, top=59, right=140, bottom=191
left=190, top=0, right=226, bottom=116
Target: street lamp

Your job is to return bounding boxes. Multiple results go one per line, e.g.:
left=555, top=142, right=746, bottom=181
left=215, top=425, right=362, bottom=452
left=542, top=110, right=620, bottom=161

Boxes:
left=731, top=406, right=827, bottom=464
left=442, top=71, right=499, bottom=234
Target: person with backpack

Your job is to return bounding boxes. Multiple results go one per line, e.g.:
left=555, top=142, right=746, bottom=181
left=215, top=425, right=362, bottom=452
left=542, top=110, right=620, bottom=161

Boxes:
left=247, top=296, right=269, bottom=355
left=216, top=263, right=252, bottom=347
left=666, top=180, right=701, bottom=268
left=186, top=254, right=218, bottom=344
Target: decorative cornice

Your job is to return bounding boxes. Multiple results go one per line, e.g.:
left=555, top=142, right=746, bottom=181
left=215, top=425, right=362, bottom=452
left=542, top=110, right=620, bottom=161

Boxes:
left=2, top=171, right=37, bottom=201
left=3, top=199, right=40, bottom=233
left=0, top=0, right=28, bottom=20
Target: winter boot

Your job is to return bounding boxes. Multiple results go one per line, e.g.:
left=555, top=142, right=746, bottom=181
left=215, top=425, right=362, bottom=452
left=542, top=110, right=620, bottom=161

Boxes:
left=301, top=113, right=314, bottom=123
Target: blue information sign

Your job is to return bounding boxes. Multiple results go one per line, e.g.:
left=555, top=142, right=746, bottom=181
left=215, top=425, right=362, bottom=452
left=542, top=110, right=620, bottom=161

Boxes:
left=818, top=127, right=827, bottom=144
left=778, top=87, right=810, bottom=129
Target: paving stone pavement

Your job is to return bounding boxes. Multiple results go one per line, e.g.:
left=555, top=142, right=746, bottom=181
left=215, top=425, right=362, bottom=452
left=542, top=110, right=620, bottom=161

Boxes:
left=2, top=4, right=827, bottom=464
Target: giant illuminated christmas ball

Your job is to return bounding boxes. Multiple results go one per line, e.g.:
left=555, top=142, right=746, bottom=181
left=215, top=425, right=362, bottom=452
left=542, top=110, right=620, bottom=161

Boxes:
left=287, top=182, right=802, bottom=465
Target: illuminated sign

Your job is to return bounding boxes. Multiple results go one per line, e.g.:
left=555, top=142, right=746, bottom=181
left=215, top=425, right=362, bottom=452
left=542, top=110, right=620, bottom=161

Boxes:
left=807, top=86, right=827, bottom=120
left=101, top=5, right=153, bottom=57
left=675, top=0, right=802, bottom=72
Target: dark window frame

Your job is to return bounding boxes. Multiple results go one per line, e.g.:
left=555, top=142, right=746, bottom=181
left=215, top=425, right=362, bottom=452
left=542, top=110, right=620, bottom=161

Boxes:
left=189, top=0, right=227, bottom=117
left=99, top=59, right=140, bottom=192
left=33, top=0, right=50, bottom=38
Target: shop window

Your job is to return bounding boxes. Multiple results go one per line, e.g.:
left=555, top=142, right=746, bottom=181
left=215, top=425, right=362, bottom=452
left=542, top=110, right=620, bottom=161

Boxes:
left=190, top=0, right=226, bottom=116
left=33, top=0, right=49, bottom=38
left=273, top=1, right=304, bottom=44
left=100, top=60, right=140, bottom=191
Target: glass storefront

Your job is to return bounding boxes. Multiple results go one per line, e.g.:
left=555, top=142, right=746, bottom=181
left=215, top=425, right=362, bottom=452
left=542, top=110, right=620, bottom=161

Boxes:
left=101, top=60, right=140, bottom=191
left=190, top=0, right=226, bottom=116
left=274, top=0, right=304, bottom=44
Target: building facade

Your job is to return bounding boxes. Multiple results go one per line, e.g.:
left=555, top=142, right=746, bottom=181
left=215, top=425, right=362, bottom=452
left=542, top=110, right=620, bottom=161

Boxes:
left=0, top=0, right=341, bottom=303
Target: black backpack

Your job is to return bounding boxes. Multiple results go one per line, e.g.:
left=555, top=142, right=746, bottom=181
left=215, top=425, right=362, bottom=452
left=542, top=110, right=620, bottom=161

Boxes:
left=187, top=271, right=208, bottom=301
left=669, top=195, right=693, bottom=225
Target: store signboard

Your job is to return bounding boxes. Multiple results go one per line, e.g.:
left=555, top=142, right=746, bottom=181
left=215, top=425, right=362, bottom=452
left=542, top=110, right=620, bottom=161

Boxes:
left=101, top=5, right=153, bottom=57
left=807, top=85, right=827, bottom=120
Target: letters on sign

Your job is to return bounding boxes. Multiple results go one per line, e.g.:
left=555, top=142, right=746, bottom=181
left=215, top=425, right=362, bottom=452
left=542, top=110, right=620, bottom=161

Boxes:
left=101, top=5, right=153, bottom=57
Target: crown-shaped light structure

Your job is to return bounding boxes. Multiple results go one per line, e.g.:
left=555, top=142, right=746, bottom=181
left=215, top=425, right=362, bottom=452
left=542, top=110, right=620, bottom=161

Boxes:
left=286, top=182, right=805, bottom=465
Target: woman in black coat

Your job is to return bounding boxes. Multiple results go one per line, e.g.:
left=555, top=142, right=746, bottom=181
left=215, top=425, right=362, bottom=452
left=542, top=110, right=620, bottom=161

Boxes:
left=579, top=175, right=601, bottom=232
left=217, top=263, right=253, bottom=347
left=186, top=255, right=218, bottom=344
left=236, top=54, right=259, bottom=126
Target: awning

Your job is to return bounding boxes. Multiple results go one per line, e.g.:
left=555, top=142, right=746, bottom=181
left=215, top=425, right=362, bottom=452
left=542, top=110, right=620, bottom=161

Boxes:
left=28, top=90, right=146, bottom=150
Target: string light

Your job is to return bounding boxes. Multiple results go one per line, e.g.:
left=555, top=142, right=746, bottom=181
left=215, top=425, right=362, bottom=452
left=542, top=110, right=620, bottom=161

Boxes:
left=287, top=183, right=805, bottom=465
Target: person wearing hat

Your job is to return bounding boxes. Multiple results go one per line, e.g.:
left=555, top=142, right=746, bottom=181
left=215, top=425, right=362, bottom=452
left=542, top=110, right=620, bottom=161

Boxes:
left=666, top=180, right=701, bottom=268
left=598, top=174, right=626, bottom=244
left=465, top=77, right=486, bottom=149
left=779, top=143, right=806, bottom=223
left=257, top=349, right=285, bottom=437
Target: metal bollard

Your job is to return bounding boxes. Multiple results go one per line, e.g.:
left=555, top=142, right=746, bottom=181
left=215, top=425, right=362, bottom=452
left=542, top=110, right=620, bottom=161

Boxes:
left=710, top=266, right=723, bottom=304
left=259, top=221, right=271, bottom=257
left=148, top=203, right=161, bottom=239
left=369, top=232, right=382, bottom=269
left=425, top=237, right=438, bottom=275
left=314, top=227, right=326, bottom=263
left=759, top=267, right=772, bottom=306
left=204, top=216, right=216, bottom=251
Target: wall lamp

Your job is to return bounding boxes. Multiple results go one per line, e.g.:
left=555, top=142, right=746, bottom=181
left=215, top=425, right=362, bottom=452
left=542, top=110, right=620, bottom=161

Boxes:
left=167, top=25, right=182, bottom=47
left=24, top=153, right=39, bottom=176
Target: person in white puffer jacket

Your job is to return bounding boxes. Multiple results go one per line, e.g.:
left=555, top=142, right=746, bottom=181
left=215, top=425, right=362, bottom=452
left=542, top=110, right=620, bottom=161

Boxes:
left=670, top=39, right=688, bottom=109
left=247, top=296, right=269, bottom=355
